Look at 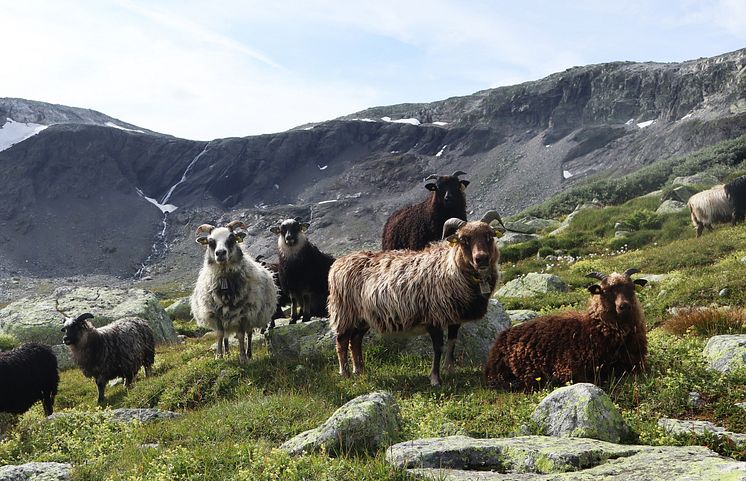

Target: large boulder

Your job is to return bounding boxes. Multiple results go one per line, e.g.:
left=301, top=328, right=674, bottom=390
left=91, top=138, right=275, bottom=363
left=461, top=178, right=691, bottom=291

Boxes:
left=504, top=217, right=560, bottom=234
left=164, top=296, right=192, bottom=321
left=496, top=273, right=568, bottom=298
left=280, top=391, right=400, bottom=456
left=528, top=383, right=631, bottom=443
left=0, top=462, right=72, bottom=481
left=266, top=300, right=510, bottom=365
left=497, top=231, right=540, bottom=247
left=663, top=185, right=699, bottom=203
left=703, top=334, right=746, bottom=373
left=386, top=435, right=746, bottom=480
left=48, top=408, right=181, bottom=424
left=548, top=202, right=603, bottom=236
left=672, top=173, right=719, bottom=187
left=656, top=199, right=688, bottom=214
left=658, top=418, right=746, bottom=448
left=0, top=287, right=177, bottom=346
left=506, top=309, right=539, bottom=325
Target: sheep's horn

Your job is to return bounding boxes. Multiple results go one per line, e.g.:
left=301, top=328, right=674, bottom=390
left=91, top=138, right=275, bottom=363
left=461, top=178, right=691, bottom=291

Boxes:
left=424, top=174, right=439, bottom=181
left=452, top=171, right=467, bottom=178
left=480, top=210, right=505, bottom=228
left=586, top=272, right=608, bottom=281
left=75, top=313, right=94, bottom=322
left=442, top=218, right=467, bottom=239
left=624, top=268, right=640, bottom=278
left=226, top=220, right=247, bottom=231
left=195, top=224, right=215, bottom=235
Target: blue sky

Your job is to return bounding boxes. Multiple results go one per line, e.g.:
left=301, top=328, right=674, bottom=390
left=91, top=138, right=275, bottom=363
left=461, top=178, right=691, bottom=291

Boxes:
left=2, top=1, right=745, bottom=140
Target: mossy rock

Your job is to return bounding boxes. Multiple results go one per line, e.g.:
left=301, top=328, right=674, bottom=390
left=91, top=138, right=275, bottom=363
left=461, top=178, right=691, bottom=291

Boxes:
left=703, top=335, right=746, bottom=373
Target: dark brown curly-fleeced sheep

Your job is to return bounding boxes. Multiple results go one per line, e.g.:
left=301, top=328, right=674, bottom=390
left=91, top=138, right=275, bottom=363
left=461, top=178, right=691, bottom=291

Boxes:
left=0, top=342, right=59, bottom=416
left=485, top=269, right=648, bottom=392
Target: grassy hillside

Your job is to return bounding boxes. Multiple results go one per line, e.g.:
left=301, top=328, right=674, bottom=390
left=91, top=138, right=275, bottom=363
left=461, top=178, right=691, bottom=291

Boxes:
left=3, top=144, right=746, bottom=479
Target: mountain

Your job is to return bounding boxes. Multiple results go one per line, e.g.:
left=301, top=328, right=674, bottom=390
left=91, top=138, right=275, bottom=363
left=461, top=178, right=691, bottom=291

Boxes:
left=1, top=48, right=745, bottom=280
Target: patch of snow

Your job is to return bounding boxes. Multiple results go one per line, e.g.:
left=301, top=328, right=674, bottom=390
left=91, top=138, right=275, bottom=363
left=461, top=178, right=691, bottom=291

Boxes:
left=625, top=118, right=635, bottom=125
left=680, top=112, right=693, bottom=121
left=432, top=121, right=449, bottom=126
left=563, top=170, right=573, bottom=179
left=273, top=184, right=279, bottom=189
left=105, top=121, right=144, bottom=133
left=435, top=145, right=448, bottom=157
left=345, top=192, right=362, bottom=199
left=381, top=116, right=421, bottom=126
left=303, top=125, right=314, bottom=130
left=161, top=144, right=210, bottom=205
left=391, top=150, right=400, bottom=154
left=350, top=118, right=376, bottom=122
left=545, top=144, right=551, bottom=148
left=637, top=119, right=656, bottom=129
left=0, top=118, right=48, bottom=152
left=381, top=116, right=392, bottom=122
left=136, top=188, right=178, bottom=213
left=318, top=164, right=328, bottom=170
left=317, top=199, right=338, bottom=205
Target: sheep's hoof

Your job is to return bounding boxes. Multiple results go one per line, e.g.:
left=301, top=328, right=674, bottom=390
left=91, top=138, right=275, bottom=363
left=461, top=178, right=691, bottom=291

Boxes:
left=289, top=319, right=298, bottom=325
left=339, top=369, right=350, bottom=378
left=430, top=375, right=442, bottom=388
left=443, top=361, right=455, bottom=375
left=215, top=353, right=224, bottom=360
left=239, top=354, right=248, bottom=365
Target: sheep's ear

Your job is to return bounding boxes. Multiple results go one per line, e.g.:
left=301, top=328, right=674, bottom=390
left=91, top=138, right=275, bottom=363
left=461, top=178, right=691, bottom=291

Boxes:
left=446, top=234, right=458, bottom=246
left=634, top=278, right=648, bottom=287
left=493, top=227, right=504, bottom=239
left=300, top=222, right=310, bottom=232
left=196, top=236, right=209, bottom=245
left=460, top=180, right=470, bottom=190
left=588, top=285, right=602, bottom=295
left=269, top=226, right=281, bottom=235
left=425, top=183, right=437, bottom=191
left=235, top=231, right=247, bottom=243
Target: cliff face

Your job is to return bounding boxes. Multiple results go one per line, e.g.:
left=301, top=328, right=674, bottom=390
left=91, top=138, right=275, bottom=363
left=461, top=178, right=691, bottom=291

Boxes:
left=1, top=49, right=745, bottom=278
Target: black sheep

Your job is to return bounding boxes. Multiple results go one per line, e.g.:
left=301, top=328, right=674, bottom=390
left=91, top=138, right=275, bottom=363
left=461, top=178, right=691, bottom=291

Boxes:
left=0, top=342, right=59, bottom=416
left=255, top=254, right=292, bottom=329
left=270, top=219, right=335, bottom=324
left=62, top=313, right=155, bottom=404
left=381, top=171, right=470, bottom=251
left=725, top=175, right=746, bottom=223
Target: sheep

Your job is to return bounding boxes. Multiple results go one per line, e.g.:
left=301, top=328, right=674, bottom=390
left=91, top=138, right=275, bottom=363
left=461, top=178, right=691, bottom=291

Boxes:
left=0, top=342, right=59, bottom=416
left=329, top=210, right=504, bottom=387
left=255, top=254, right=291, bottom=329
left=725, top=175, right=746, bottom=224
left=484, top=269, right=648, bottom=392
left=687, top=184, right=737, bottom=237
left=191, top=220, right=278, bottom=362
left=270, top=219, right=335, bottom=324
left=61, top=313, right=155, bottom=404
left=381, top=171, right=470, bottom=251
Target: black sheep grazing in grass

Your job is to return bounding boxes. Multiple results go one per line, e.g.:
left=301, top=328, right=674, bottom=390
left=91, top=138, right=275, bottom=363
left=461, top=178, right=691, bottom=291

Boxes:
left=0, top=342, right=59, bottom=416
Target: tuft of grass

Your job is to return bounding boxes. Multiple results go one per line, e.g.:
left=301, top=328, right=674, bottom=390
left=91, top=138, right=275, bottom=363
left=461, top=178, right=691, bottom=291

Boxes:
left=661, top=308, right=746, bottom=337
left=0, top=333, right=19, bottom=351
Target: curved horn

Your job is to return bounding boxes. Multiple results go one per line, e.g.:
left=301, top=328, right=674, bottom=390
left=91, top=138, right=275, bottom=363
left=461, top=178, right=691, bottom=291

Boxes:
left=424, top=174, right=439, bottom=181
left=442, top=217, right=467, bottom=239
left=76, top=313, right=95, bottom=322
left=195, top=224, right=215, bottom=235
left=226, top=220, right=247, bottom=231
left=480, top=210, right=505, bottom=228
left=451, top=170, right=467, bottom=178
left=624, top=268, right=640, bottom=278
left=586, top=272, right=608, bottom=281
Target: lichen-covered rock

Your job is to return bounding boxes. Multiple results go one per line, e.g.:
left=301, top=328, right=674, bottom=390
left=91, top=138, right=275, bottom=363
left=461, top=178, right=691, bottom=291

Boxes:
left=164, top=297, right=192, bottom=321
left=548, top=203, right=603, bottom=236
left=672, top=173, right=719, bottom=187
left=50, top=344, right=74, bottom=370
left=0, top=462, right=72, bottom=481
left=506, top=309, right=539, bottom=325
left=503, top=217, right=560, bottom=234
left=496, top=273, right=568, bottom=298
left=280, top=391, right=400, bottom=456
left=48, top=408, right=180, bottom=424
left=663, top=185, right=699, bottom=203
left=656, top=199, right=688, bottom=214
left=0, top=287, right=177, bottom=345
left=528, top=383, right=631, bottom=443
left=703, top=334, right=746, bottom=373
left=266, top=319, right=333, bottom=359
left=387, top=435, right=746, bottom=480
left=497, top=232, right=540, bottom=248
left=658, top=418, right=746, bottom=448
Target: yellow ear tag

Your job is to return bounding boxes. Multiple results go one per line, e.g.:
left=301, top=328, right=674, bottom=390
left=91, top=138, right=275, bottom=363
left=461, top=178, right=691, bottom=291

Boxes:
left=494, top=229, right=504, bottom=239
left=448, top=237, right=458, bottom=247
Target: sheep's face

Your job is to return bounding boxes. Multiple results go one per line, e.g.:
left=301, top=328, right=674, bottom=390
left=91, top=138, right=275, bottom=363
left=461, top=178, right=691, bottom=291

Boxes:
left=61, top=313, right=95, bottom=346
left=270, top=219, right=309, bottom=251
left=426, top=175, right=469, bottom=208
left=447, top=221, right=500, bottom=272
left=196, top=227, right=246, bottom=265
left=588, top=273, right=647, bottom=321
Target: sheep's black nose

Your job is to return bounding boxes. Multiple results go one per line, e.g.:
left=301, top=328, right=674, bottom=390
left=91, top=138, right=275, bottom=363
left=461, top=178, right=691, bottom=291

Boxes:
left=474, top=253, right=490, bottom=268
left=618, top=302, right=630, bottom=312
left=215, top=249, right=227, bottom=258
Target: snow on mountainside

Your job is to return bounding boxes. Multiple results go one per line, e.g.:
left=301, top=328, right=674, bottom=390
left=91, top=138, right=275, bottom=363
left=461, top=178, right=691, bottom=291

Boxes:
left=0, top=119, right=47, bottom=152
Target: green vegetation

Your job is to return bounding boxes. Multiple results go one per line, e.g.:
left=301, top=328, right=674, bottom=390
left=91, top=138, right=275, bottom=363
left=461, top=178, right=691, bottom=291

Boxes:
left=0, top=334, right=18, bottom=351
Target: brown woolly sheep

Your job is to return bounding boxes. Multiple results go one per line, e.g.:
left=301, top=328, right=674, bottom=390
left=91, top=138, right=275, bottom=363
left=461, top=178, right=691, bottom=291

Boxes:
left=485, top=269, right=648, bottom=392
left=329, top=210, right=503, bottom=387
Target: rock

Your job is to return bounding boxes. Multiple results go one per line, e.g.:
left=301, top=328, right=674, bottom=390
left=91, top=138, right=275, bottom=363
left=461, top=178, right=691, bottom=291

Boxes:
left=662, top=185, right=699, bottom=203
left=737, top=402, right=746, bottom=411
left=656, top=199, right=687, bottom=214
left=267, top=300, right=510, bottom=365
left=387, top=435, right=746, bottom=480
left=50, top=344, right=75, bottom=370
left=48, top=408, right=180, bottom=424
left=506, top=309, right=539, bottom=325
left=719, top=288, right=731, bottom=297
left=164, top=297, right=192, bottom=321
left=209, top=332, right=265, bottom=353
left=0, top=462, right=72, bottom=481
left=0, top=287, right=177, bottom=345
left=688, top=391, right=705, bottom=409
left=658, top=418, right=746, bottom=448
left=497, top=231, right=540, bottom=247
left=496, top=273, right=568, bottom=298
left=528, top=383, right=631, bottom=443
left=613, top=230, right=630, bottom=238
left=548, top=203, right=602, bottom=236
left=703, top=334, right=746, bottom=373
left=638, top=273, right=668, bottom=284
left=280, top=391, right=400, bottom=456
left=503, top=217, right=560, bottom=234
left=672, top=173, right=719, bottom=187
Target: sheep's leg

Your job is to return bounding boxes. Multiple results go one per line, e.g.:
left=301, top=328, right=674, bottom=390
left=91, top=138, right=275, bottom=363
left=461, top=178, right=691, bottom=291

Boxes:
left=695, top=222, right=704, bottom=237
left=290, top=296, right=300, bottom=324
left=246, top=330, right=253, bottom=360
left=237, top=329, right=248, bottom=364
left=144, top=364, right=153, bottom=377
left=96, top=379, right=107, bottom=405
left=427, top=326, right=444, bottom=387
left=302, top=293, right=312, bottom=322
left=215, top=329, right=225, bottom=359
left=224, top=337, right=231, bottom=355
left=443, top=324, right=461, bottom=374
left=42, top=391, right=54, bottom=416
left=350, top=327, right=369, bottom=375
left=336, top=330, right=352, bottom=377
